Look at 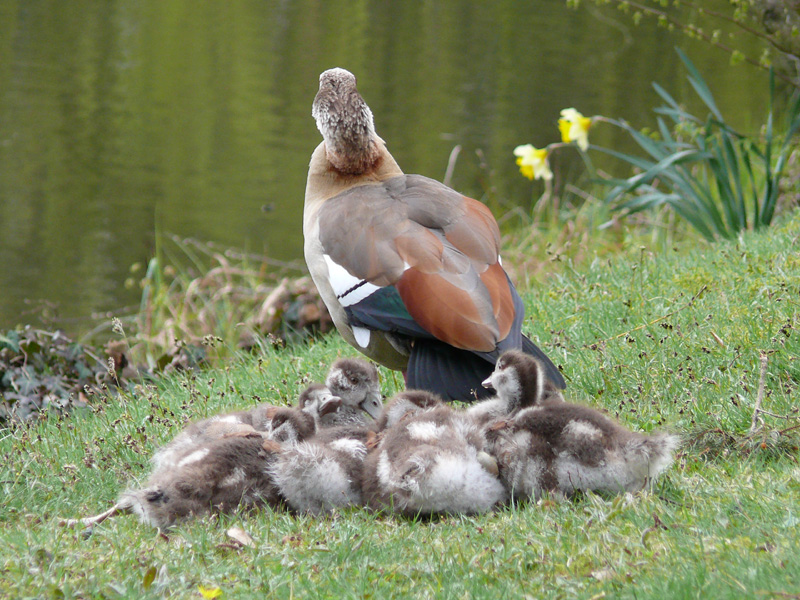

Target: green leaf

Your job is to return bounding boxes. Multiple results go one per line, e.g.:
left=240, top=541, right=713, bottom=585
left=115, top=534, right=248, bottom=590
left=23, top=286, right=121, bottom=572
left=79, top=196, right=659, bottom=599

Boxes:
left=677, top=47, right=723, bottom=121
left=730, top=50, right=745, bottom=66
left=0, top=334, right=20, bottom=352
left=617, top=191, right=681, bottom=213
left=143, top=566, right=157, bottom=590
left=652, top=83, right=700, bottom=125
left=604, top=149, right=710, bottom=204
left=719, top=132, right=747, bottom=230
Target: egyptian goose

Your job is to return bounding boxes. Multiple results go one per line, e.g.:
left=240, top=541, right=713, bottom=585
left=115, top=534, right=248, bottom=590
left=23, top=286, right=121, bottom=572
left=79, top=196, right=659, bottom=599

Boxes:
left=151, top=360, right=370, bottom=464
left=119, top=395, right=351, bottom=528
left=303, top=68, right=566, bottom=401
left=65, top=394, right=329, bottom=529
left=362, top=401, right=505, bottom=516
left=483, top=352, right=679, bottom=499
left=269, top=360, right=383, bottom=515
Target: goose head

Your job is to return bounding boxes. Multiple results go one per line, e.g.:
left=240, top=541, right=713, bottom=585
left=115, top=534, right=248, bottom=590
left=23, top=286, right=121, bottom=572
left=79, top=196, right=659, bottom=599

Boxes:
left=312, top=68, right=379, bottom=175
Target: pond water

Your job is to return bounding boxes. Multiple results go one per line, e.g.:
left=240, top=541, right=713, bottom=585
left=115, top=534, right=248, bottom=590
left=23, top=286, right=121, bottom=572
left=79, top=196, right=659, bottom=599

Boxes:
left=0, top=0, right=770, bottom=336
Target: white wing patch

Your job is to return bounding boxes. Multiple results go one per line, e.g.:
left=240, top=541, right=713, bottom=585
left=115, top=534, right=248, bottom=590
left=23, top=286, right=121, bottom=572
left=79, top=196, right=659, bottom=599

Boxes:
left=353, top=326, right=371, bottom=348
left=323, top=254, right=381, bottom=307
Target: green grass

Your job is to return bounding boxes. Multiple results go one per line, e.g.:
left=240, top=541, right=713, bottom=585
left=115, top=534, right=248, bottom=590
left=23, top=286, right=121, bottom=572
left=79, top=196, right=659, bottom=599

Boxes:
left=1, top=213, right=798, bottom=599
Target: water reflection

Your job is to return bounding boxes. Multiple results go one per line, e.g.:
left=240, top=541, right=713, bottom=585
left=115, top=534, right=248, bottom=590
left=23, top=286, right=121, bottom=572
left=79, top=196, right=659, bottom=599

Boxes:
left=0, top=0, right=770, bottom=334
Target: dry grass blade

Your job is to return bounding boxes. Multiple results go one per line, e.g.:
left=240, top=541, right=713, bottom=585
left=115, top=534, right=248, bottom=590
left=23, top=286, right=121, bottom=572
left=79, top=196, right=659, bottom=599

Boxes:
left=750, top=352, right=770, bottom=434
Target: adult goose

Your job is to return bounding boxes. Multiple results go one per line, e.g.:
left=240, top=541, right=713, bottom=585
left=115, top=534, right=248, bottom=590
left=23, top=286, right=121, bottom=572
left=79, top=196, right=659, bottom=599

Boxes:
left=303, top=68, right=566, bottom=401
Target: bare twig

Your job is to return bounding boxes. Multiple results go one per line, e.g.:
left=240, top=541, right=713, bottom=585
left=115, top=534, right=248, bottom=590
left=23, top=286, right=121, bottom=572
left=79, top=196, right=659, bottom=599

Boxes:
left=60, top=503, right=126, bottom=529
left=612, top=0, right=798, bottom=88
left=749, top=353, right=769, bottom=434
left=442, top=145, right=462, bottom=188
left=756, top=409, right=798, bottom=420
left=779, top=423, right=800, bottom=436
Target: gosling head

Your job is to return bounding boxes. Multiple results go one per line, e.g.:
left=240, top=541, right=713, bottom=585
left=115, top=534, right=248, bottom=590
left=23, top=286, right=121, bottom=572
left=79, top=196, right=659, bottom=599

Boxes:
left=482, top=351, right=545, bottom=411
left=297, top=384, right=347, bottom=424
left=269, top=406, right=318, bottom=444
left=378, top=390, right=443, bottom=431
left=325, top=358, right=383, bottom=422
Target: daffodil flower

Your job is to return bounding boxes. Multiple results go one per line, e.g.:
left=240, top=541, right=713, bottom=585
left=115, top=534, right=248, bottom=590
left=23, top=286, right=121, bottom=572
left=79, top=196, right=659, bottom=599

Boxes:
left=198, top=586, right=223, bottom=599
left=513, top=144, right=553, bottom=181
left=558, top=108, right=592, bottom=151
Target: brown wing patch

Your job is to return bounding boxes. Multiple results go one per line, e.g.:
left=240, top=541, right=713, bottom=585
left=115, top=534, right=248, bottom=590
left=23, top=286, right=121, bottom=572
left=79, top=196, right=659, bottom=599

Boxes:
left=479, top=262, right=515, bottom=340
left=319, top=177, right=502, bottom=284
left=395, top=229, right=444, bottom=273
left=319, top=176, right=516, bottom=352
left=396, top=269, right=498, bottom=351
left=441, top=196, right=500, bottom=264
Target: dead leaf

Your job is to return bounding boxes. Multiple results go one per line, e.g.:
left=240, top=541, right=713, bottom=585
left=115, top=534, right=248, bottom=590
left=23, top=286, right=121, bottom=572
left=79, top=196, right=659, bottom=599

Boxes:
left=226, top=527, right=255, bottom=548
left=590, top=568, right=614, bottom=582
left=198, top=585, right=223, bottom=599
left=710, top=330, right=725, bottom=347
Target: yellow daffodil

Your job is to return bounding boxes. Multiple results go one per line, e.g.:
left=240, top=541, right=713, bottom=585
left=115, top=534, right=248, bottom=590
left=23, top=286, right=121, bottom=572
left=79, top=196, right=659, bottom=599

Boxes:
left=513, top=144, right=553, bottom=181
left=558, top=108, right=592, bottom=151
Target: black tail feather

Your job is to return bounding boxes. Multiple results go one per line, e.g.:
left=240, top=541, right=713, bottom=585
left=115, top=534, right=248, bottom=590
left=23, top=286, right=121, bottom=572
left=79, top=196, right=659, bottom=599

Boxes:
left=406, top=336, right=565, bottom=402
left=406, top=341, right=493, bottom=402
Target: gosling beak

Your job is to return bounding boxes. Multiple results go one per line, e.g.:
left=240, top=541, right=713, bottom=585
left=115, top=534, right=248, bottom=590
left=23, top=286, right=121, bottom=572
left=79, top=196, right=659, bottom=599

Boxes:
left=476, top=451, right=499, bottom=476
left=319, top=395, right=343, bottom=417
left=359, top=392, right=384, bottom=421
left=482, top=376, right=494, bottom=390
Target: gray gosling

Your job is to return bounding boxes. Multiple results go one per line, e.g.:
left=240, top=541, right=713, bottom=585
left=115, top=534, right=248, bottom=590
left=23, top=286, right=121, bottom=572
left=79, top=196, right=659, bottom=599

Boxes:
left=63, top=391, right=331, bottom=529
left=466, top=351, right=565, bottom=427
left=95, top=408, right=316, bottom=529
left=362, top=391, right=506, bottom=516
left=151, top=383, right=343, bottom=472
left=483, top=351, right=680, bottom=500
left=270, top=359, right=384, bottom=515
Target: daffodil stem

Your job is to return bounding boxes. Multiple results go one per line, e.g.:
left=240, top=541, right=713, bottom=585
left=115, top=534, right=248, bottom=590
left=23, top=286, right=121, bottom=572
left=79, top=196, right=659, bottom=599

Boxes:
left=577, top=147, right=596, bottom=179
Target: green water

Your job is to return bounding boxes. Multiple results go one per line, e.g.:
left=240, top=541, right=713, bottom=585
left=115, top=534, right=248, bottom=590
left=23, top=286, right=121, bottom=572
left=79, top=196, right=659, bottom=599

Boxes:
left=0, top=0, right=770, bottom=335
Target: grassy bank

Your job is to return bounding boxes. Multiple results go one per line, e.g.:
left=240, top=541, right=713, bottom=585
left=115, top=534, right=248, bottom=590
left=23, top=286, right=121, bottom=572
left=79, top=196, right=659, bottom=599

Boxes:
left=1, top=212, right=798, bottom=599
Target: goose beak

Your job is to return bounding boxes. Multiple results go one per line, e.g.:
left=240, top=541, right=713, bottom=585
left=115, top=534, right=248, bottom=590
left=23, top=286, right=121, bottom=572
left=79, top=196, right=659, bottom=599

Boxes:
left=359, top=392, right=384, bottom=420
left=482, top=376, right=494, bottom=390
left=319, top=395, right=343, bottom=417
